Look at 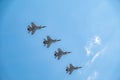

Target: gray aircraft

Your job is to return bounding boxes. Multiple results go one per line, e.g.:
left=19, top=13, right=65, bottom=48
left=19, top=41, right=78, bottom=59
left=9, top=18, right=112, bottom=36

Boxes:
left=27, top=22, right=46, bottom=35
left=66, top=64, right=82, bottom=75
left=54, top=48, right=71, bottom=60
left=43, top=36, right=61, bottom=48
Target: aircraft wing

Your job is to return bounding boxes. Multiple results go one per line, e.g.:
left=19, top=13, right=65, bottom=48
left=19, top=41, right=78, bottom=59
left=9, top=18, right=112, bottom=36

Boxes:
left=31, top=29, right=36, bottom=35
left=47, top=43, right=51, bottom=48
left=57, top=55, right=62, bottom=60
left=69, top=70, right=73, bottom=75
left=58, top=48, right=63, bottom=53
left=31, top=22, right=36, bottom=28
left=47, top=36, right=52, bottom=41
left=70, top=64, right=74, bottom=68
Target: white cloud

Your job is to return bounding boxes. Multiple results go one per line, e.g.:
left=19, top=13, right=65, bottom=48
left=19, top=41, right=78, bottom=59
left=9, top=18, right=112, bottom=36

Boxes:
left=85, top=47, right=91, bottom=56
left=85, top=41, right=93, bottom=56
left=91, top=52, right=101, bottom=63
left=87, top=71, right=99, bottom=80
left=85, top=35, right=101, bottom=56
left=83, top=47, right=106, bottom=73
left=94, top=36, right=101, bottom=45
left=91, top=48, right=105, bottom=63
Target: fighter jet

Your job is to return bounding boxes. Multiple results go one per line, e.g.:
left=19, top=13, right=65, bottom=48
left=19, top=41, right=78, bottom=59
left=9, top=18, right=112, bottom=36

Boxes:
left=66, top=64, right=82, bottom=75
left=54, top=48, right=71, bottom=60
left=27, top=22, right=46, bottom=35
left=43, top=36, right=61, bottom=48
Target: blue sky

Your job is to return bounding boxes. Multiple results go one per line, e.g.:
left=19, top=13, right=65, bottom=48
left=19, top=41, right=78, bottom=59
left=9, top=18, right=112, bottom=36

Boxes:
left=0, top=0, right=120, bottom=80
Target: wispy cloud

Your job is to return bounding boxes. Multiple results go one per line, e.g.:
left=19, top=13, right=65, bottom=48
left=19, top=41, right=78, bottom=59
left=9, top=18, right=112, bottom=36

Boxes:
left=85, top=47, right=92, bottom=56
left=83, top=46, right=106, bottom=75
left=91, top=52, right=100, bottom=63
left=94, top=36, right=101, bottom=45
left=91, top=48, right=105, bottom=63
left=87, top=71, right=99, bottom=80
left=85, top=35, right=102, bottom=56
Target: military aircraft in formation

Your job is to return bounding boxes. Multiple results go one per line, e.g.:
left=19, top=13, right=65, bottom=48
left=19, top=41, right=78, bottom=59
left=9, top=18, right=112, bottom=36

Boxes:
left=27, top=22, right=82, bottom=75
left=43, top=36, right=61, bottom=48
left=27, top=22, right=46, bottom=35
left=54, top=48, right=71, bottom=60
left=66, top=64, right=82, bottom=75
